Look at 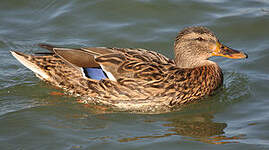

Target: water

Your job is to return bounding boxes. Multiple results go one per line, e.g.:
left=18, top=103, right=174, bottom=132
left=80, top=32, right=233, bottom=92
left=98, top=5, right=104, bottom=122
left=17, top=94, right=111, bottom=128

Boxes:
left=0, top=0, right=269, bottom=149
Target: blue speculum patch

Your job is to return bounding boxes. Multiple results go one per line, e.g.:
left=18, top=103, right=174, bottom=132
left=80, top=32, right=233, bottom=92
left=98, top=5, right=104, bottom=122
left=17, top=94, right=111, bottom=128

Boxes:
left=83, top=67, right=107, bottom=80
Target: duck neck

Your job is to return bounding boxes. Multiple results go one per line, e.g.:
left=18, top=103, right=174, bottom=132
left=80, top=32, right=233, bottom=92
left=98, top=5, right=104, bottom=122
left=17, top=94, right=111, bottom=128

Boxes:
left=174, top=47, right=214, bottom=68
left=175, top=55, right=214, bottom=68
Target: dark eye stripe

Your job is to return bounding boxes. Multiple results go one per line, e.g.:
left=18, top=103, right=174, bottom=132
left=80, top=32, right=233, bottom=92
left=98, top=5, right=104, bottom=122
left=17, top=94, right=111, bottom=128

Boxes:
left=195, top=37, right=205, bottom=41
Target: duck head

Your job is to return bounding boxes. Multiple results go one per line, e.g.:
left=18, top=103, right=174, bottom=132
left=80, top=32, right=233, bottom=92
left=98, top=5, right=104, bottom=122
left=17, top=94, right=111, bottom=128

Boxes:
left=174, top=26, right=247, bottom=68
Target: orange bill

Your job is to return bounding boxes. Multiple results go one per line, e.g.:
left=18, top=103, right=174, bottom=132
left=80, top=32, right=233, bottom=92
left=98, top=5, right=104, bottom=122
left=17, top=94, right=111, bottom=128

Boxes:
left=212, top=41, right=248, bottom=59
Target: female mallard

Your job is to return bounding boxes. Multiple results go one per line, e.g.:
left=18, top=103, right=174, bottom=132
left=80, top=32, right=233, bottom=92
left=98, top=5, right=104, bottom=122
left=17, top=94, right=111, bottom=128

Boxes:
left=11, top=26, right=247, bottom=112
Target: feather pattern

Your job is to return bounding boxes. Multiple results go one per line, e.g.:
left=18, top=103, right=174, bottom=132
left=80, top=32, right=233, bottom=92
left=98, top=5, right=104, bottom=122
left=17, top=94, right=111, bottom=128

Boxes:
left=10, top=26, right=247, bottom=113
left=11, top=46, right=223, bottom=113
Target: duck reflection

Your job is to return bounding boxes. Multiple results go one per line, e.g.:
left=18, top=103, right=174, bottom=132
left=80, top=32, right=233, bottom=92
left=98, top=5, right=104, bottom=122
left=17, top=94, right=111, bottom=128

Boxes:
left=118, top=112, right=244, bottom=144
left=163, top=113, right=226, bottom=138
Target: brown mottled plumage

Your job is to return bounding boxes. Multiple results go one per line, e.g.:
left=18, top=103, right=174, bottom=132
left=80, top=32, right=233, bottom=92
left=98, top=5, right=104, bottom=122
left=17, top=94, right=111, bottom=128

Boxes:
left=11, top=26, right=247, bottom=113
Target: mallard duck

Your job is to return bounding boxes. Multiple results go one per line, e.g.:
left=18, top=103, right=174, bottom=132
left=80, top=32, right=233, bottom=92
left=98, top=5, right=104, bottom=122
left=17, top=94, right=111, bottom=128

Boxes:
left=11, top=26, right=247, bottom=112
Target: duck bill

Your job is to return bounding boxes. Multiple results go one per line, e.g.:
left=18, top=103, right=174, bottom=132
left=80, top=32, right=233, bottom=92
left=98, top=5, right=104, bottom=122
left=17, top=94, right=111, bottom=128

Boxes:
left=212, top=42, right=248, bottom=59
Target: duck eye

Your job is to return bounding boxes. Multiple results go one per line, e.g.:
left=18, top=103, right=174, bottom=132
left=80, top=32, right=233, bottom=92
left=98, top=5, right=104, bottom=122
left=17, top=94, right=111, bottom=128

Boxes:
left=195, top=37, right=205, bottom=41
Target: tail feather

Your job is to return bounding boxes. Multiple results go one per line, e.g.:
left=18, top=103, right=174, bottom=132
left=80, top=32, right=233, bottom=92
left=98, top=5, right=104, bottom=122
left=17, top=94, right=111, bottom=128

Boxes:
left=38, top=43, right=56, bottom=52
left=35, top=43, right=57, bottom=55
left=10, top=51, right=51, bottom=81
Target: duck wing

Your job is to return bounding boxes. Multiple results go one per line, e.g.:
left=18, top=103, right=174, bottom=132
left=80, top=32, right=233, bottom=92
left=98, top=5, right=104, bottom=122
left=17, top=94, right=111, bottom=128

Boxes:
left=49, top=45, right=175, bottom=82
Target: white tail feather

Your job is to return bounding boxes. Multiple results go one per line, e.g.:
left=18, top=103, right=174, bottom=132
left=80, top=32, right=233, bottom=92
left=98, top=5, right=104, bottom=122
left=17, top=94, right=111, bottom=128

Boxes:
left=10, top=51, right=51, bottom=80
